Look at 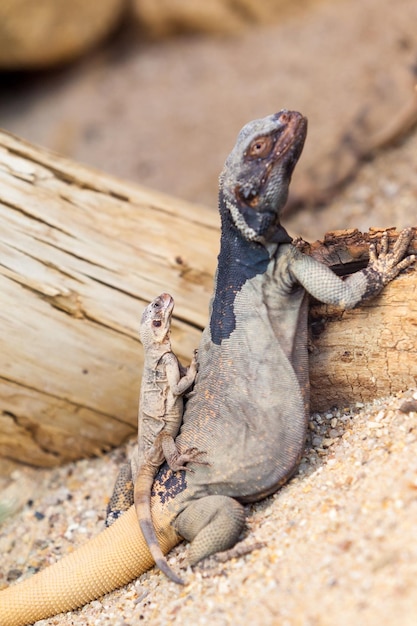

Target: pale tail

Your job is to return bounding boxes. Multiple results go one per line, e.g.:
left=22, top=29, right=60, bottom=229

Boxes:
left=0, top=506, right=180, bottom=626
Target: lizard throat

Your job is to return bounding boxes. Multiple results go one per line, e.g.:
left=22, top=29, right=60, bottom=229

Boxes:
left=226, top=197, right=262, bottom=242
left=210, top=193, right=284, bottom=345
left=225, top=195, right=291, bottom=244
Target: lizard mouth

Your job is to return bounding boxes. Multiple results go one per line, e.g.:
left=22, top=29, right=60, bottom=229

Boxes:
left=158, top=292, right=174, bottom=315
left=270, top=110, right=307, bottom=164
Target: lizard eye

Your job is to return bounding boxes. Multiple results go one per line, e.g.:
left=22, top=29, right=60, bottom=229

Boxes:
left=152, top=320, right=162, bottom=327
left=247, top=135, right=274, bottom=159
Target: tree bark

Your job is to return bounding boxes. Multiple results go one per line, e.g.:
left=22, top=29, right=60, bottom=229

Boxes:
left=0, top=130, right=415, bottom=469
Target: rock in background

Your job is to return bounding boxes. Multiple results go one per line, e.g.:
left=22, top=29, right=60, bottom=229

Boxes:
left=0, top=0, right=127, bottom=69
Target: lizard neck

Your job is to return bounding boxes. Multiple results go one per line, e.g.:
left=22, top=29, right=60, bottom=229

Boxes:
left=143, top=340, right=171, bottom=366
left=210, top=190, right=290, bottom=345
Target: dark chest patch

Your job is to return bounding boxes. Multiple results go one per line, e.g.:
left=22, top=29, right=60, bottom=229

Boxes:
left=210, top=205, right=270, bottom=345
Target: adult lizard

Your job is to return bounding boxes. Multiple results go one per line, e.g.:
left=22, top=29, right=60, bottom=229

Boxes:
left=106, top=292, right=200, bottom=585
left=0, top=110, right=415, bottom=626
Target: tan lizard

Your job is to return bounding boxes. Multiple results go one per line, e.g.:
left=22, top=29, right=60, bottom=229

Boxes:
left=107, top=292, right=201, bottom=584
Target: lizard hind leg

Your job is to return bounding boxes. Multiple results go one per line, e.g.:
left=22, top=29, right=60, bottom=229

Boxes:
left=174, top=495, right=246, bottom=565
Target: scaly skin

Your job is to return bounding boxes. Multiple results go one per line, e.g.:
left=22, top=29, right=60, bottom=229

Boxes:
left=0, top=505, right=180, bottom=626
left=106, top=293, right=199, bottom=585
left=132, top=293, right=199, bottom=584
left=0, top=110, right=414, bottom=625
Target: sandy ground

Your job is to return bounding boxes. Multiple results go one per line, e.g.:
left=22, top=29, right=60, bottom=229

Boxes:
left=2, top=389, right=417, bottom=626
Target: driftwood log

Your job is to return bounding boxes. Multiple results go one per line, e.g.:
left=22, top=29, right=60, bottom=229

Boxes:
left=0, top=130, right=416, bottom=470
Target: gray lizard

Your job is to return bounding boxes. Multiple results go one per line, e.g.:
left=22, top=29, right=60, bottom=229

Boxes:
left=107, top=292, right=200, bottom=584
left=0, top=110, right=415, bottom=625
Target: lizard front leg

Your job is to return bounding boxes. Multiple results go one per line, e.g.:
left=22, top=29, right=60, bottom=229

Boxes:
left=289, top=228, right=415, bottom=307
left=168, top=348, right=199, bottom=396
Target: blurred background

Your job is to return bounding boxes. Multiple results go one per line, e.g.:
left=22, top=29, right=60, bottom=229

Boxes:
left=1, top=0, right=417, bottom=238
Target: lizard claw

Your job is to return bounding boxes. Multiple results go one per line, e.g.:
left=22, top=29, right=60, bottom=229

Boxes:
left=170, top=448, right=209, bottom=472
left=188, top=350, right=199, bottom=376
left=369, top=242, right=378, bottom=264
left=378, top=230, right=389, bottom=257
left=369, top=228, right=415, bottom=285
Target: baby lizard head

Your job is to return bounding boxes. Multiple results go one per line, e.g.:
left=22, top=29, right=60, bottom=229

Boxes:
left=140, top=292, right=174, bottom=347
left=219, top=110, right=307, bottom=243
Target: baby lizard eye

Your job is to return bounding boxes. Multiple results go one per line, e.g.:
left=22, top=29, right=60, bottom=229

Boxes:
left=152, top=320, right=162, bottom=327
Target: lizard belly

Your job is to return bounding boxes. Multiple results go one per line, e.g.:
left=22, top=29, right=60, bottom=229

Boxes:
left=176, top=277, right=307, bottom=503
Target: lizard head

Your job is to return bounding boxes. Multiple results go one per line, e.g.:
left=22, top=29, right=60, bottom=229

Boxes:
left=219, top=110, right=307, bottom=243
left=140, top=292, right=174, bottom=346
